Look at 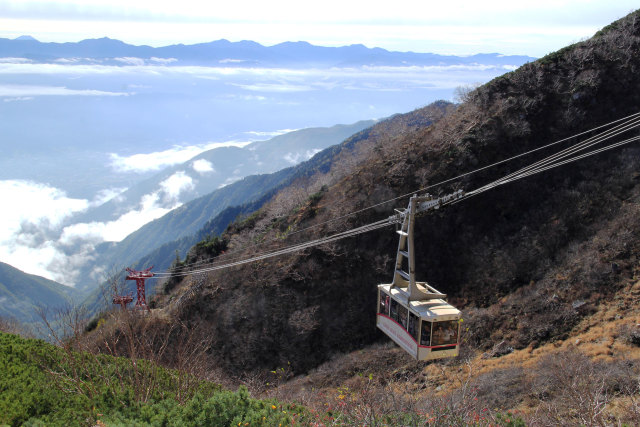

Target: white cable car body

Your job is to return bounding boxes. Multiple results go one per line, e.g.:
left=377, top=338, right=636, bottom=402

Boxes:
left=376, top=191, right=464, bottom=360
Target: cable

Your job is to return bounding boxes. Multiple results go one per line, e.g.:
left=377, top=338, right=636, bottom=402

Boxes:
left=471, top=115, right=640, bottom=194
left=153, top=111, right=640, bottom=278
left=159, top=112, right=640, bottom=276
left=166, top=110, right=640, bottom=277
left=154, top=218, right=393, bottom=278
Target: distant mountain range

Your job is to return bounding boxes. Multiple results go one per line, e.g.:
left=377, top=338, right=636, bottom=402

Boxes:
left=78, top=121, right=376, bottom=225
left=65, top=121, right=375, bottom=285
left=0, top=36, right=536, bottom=67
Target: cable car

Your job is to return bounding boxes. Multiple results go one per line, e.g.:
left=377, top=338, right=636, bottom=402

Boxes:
left=376, top=192, right=463, bottom=360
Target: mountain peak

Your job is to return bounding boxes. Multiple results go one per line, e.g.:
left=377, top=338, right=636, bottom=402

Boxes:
left=14, top=35, right=37, bottom=41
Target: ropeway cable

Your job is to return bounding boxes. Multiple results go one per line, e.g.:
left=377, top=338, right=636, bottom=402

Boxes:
left=159, top=113, right=640, bottom=277
left=493, top=135, right=640, bottom=186
left=156, top=129, right=640, bottom=279
left=153, top=218, right=393, bottom=277
left=155, top=112, right=640, bottom=278
left=209, top=111, right=640, bottom=264
left=469, top=115, right=640, bottom=194
left=164, top=111, right=640, bottom=275
left=454, top=134, right=640, bottom=204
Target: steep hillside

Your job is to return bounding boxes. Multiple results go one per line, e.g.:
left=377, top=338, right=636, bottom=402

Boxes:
left=142, top=10, right=640, bottom=384
left=0, top=262, right=80, bottom=328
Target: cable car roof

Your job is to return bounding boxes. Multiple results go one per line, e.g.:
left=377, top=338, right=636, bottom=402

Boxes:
left=380, top=283, right=460, bottom=321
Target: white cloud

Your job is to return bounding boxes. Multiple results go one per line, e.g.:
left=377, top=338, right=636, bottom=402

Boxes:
left=109, top=140, right=252, bottom=173
left=222, top=94, right=267, bottom=101
left=3, top=96, right=34, bottom=102
left=0, top=180, right=88, bottom=240
left=245, top=128, right=297, bottom=138
left=218, top=176, right=242, bottom=188
left=0, top=178, right=183, bottom=285
left=150, top=57, right=177, bottom=64
left=60, top=192, right=175, bottom=244
left=114, top=56, right=145, bottom=66
left=159, top=171, right=194, bottom=202
left=191, top=159, right=215, bottom=174
left=0, top=61, right=523, bottom=98
left=0, top=84, right=130, bottom=97
left=54, top=57, right=81, bottom=63
left=0, top=57, right=31, bottom=63
left=0, top=180, right=91, bottom=284
left=219, top=58, right=247, bottom=64
left=283, top=148, right=322, bottom=165
left=90, top=187, right=127, bottom=207
left=231, top=82, right=313, bottom=92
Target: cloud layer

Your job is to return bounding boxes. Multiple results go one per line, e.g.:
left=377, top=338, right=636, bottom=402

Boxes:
left=0, top=176, right=194, bottom=286
left=0, top=84, right=130, bottom=97
left=109, top=140, right=252, bottom=173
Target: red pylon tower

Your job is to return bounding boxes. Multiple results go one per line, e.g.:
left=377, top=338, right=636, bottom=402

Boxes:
left=126, top=266, right=154, bottom=310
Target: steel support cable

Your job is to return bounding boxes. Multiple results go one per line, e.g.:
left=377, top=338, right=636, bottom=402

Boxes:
left=153, top=219, right=393, bottom=278
left=470, top=125, right=640, bottom=195
left=457, top=134, right=640, bottom=205
left=153, top=218, right=392, bottom=276
left=163, top=111, right=640, bottom=275
left=155, top=132, right=640, bottom=279
left=155, top=111, right=640, bottom=276
left=471, top=115, right=640, bottom=194
left=499, top=134, right=640, bottom=184
left=275, top=112, right=640, bottom=241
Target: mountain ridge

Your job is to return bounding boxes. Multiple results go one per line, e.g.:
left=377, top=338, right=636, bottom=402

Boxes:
left=0, top=261, right=80, bottom=328
left=0, top=36, right=536, bottom=67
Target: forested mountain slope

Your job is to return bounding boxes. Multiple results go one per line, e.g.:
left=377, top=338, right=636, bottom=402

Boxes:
left=146, top=11, right=640, bottom=380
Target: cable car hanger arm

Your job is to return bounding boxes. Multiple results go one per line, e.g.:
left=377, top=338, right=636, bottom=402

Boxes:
left=386, top=189, right=465, bottom=225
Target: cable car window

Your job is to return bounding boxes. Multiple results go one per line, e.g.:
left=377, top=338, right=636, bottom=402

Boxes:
left=390, top=298, right=399, bottom=323
left=431, top=320, right=459, bottom=346
left=398, top=306, right=408, bottom=329
left=379, top=291, right=390, bottom=315
left=420, top=320, right=431, bottom=346
left=408, top=312, right=418, bottom=341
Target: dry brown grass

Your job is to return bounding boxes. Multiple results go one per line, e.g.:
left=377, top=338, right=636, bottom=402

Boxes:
left=262, top=278, right=640, bottom=424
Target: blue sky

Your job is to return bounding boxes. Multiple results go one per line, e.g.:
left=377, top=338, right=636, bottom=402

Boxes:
left=0, top=0, right=638, bottom=56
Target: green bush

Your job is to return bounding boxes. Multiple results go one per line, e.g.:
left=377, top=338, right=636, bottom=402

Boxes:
left=0, top=332, right=309, bottom=426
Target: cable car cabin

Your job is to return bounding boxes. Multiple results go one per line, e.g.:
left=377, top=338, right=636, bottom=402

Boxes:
left=377, top=284, right=460, bottom=360
left=376, top=192, right=463, bottom=360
